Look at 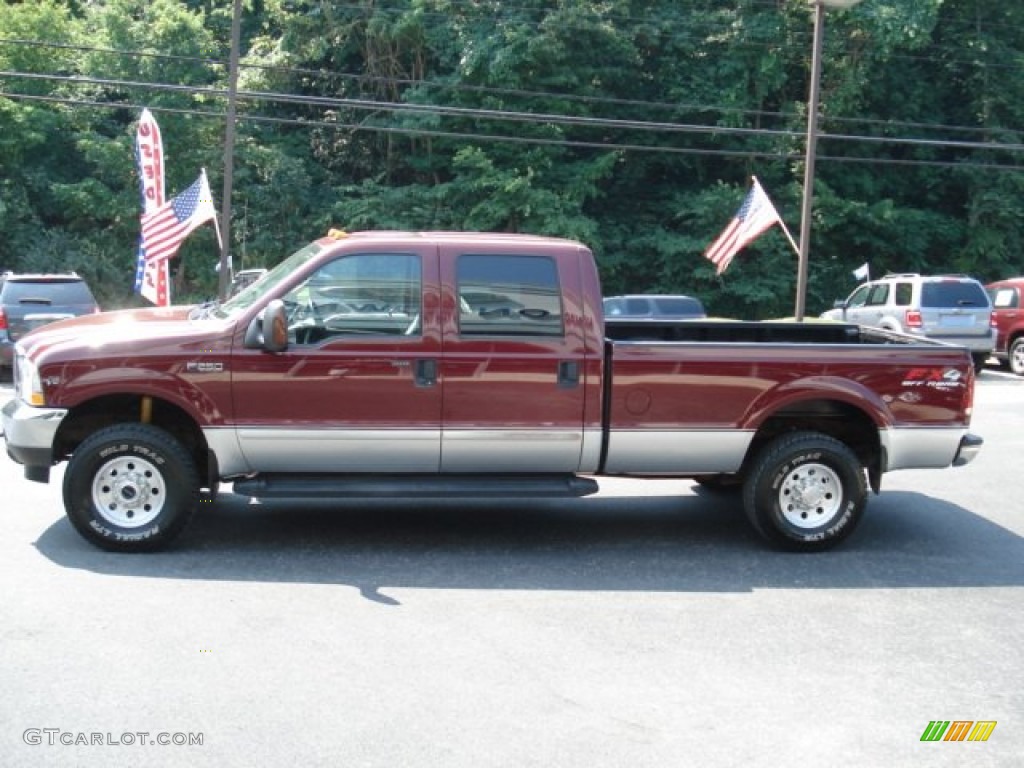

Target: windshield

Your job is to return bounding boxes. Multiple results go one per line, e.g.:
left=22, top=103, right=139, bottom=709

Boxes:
left=204, top=241, right=325, bottom=320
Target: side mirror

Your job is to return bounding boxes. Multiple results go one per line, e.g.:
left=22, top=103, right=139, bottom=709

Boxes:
left=833, top=299, right=847, bottom=309
left=244, top=299, right=289, bottom=352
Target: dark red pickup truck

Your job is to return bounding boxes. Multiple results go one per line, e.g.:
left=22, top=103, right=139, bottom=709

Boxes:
left=3, top=230, right=982, bottom=552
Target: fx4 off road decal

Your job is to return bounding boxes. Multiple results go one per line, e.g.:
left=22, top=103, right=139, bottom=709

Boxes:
left=901, top=368, right=966, bottom=391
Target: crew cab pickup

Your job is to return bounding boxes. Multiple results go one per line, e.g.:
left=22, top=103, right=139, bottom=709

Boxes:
left=2, top=230, right=983, bottom=553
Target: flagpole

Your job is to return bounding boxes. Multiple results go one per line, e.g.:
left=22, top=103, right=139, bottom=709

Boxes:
left=752, top=176, right=800, bottom=258
left=776, top=218, right=801, bottom=258
left=203, top=168, right=224, bottom=252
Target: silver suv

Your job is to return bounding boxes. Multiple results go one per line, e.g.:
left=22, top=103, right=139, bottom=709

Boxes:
left=822, top=273, right=995, bottom=370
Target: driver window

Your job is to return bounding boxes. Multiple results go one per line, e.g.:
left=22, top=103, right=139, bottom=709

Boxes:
left=866, top=284, right=889, bottom=306
left=846, top=285, right=870, bottom=308
left=283, top=253, right=422, bottom=344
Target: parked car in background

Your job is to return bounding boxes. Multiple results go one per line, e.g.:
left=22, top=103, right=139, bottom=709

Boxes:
left=603, top=294, right=706, bottom=320
left=228, top=268, right=268, bottom=297
left=986, top=276, right=1024, bottom=375
left=821, top=273, right=995, bottom=371
left=0, top=272, right=100, bottom=373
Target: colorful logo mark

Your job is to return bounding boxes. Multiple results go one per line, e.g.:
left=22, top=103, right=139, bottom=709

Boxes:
left=920, top=721, right=997, bottom=742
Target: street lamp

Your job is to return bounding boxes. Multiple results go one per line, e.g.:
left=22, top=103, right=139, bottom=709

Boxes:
left=794, top=0, right=863, bottom=321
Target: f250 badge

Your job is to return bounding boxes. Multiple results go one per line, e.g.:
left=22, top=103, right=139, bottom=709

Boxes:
left=186, top=361, right=225, bottom=374
left=901, top=368, right=965, bottom=390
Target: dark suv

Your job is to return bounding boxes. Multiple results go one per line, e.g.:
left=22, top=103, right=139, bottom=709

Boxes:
left=0, top=273, right=100, bottom=373
left=603, top=294, right=707, bottom=319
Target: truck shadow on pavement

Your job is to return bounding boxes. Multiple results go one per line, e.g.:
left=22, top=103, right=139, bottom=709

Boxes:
left=33, top=488, right=1024, bottom=602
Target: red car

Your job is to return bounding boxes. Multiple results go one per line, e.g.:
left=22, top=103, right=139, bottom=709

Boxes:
left=986, top=277, right=1024, bottom=375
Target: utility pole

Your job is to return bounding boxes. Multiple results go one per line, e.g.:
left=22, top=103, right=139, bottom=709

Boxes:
left=794, top=0, right=863, bottom=321
left=218, top=0, right=243, bottom=300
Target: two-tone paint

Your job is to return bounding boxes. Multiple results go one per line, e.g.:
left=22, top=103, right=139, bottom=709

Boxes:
left=3, top=231, right=980, bottom=492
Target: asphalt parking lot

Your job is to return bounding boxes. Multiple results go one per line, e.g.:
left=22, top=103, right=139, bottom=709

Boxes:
left=1, top=370, right=1022, bottom=767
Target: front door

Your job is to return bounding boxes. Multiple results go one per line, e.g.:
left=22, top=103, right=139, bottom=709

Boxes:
left=230, top=245, right=442, bottom=472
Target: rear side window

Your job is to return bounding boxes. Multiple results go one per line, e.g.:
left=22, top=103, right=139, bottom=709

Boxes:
left=894, top=283, right=912, bottom=306
left=921, top=281, right=989, bottom=308
left=989, top=287, right=1018, bottom=309
left=457, top=254, right=564, bottom=337
left=3, top=280, right=95, bottom=305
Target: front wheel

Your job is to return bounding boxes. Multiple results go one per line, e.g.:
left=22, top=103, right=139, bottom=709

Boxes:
left=1010, top=338, right=1024, bottom=377
left=743, top=432, right=867, bottom=552
left=63, top=424, right=200, bottom=552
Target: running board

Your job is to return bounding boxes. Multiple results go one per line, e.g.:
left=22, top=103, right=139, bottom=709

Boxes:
left=232, top=473, right=600, bottom=499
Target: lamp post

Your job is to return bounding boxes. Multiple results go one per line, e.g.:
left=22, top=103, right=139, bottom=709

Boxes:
left=794, top=0, right=862, bottom=321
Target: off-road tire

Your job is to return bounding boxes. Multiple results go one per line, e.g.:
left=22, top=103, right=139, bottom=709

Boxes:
left=743, top=431, right=867, bottom=552
left=63, top=423, right=200, bottom=552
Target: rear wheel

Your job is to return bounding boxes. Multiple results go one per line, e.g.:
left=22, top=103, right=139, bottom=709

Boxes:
left=743, top=431, right=867, bottom=552
left=63, top=424, right=199, bottom=552
left=1010, top=338, right=1024, bottom=376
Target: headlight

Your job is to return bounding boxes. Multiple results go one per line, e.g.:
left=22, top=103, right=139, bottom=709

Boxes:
left=15, top=353, right=45, bottom=406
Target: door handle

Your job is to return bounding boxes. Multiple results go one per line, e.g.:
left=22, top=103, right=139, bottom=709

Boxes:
left=415, top=359, right=437, bottom=387
left=557, top=360, right=580, bottom=389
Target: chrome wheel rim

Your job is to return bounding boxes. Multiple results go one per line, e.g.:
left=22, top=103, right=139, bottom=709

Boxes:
left=1011, top=343, right=1024, bottom=375
left=778, top=462, right=842, bottom=529
left=91, top=456, right=165, bottom=528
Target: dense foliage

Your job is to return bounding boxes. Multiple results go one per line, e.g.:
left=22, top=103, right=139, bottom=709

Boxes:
left=1, top=0, right=1022, bottom=317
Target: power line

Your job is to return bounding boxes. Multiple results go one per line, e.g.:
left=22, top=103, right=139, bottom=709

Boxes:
left=0, top=36, right=1019, bottom=139
left=4, top=69, right=1023, bottom=156
left=3, top=90, right=1023, bottom=173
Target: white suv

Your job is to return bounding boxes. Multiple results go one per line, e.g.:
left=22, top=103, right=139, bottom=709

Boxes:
left=822, top=273, right=995, bottom=370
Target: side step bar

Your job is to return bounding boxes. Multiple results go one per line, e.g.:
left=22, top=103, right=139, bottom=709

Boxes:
left=232, top=473, right=600, bottom=499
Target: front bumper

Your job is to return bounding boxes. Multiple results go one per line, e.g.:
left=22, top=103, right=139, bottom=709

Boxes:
left=2, top=398, right=67, bottom=480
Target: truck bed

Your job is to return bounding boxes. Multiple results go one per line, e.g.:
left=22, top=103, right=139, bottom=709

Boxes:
left=605, top=318, right=902, bottom=345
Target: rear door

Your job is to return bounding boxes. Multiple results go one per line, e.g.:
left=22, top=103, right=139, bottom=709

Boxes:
left=438, top=244, right=588, bottom=472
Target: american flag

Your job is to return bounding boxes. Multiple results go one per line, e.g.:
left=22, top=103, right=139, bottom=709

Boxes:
left=704, top=178, right=782, bottom=275
left=140, top=171, right=217, bottom=262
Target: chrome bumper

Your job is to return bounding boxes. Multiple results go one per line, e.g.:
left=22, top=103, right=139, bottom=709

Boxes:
left=952, top=433, right=983, bottom=467
left=2, top=398, right=67, bottom=481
